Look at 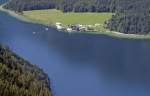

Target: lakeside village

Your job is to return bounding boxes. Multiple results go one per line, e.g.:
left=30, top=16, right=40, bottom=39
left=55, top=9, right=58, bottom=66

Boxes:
left=55, top=22, right=103, bottom=32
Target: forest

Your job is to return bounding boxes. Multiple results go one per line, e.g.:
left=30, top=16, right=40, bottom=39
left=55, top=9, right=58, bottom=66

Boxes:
left=106, top=0, right=150, bottom=34
left=4, top=0, right=116, bottom=12
left=3, top=0, right=150, bottom=35
left=0, top=45, right=52, bottom=96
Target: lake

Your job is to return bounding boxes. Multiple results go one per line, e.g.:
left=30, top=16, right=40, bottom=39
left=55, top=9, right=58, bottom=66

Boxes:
left=1, top=9, right=150, bottom=96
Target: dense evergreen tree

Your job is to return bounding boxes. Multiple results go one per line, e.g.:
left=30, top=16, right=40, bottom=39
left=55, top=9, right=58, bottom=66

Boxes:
left=4, top=0, right=116, bottom=12
left=0, top=45, right=52, bottom=96
left=107, top=0, right=150, bottom=34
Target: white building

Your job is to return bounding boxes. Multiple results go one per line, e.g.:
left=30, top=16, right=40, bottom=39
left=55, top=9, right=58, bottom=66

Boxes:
left=55, top=22, right=63, bottom=30
left=56, top=25, right=63, bottom=30
left=67, top=28, right=72, bottom=32
left=95, top=23, right=101, bottom=26
left=56, top=22, right=62, bottom=25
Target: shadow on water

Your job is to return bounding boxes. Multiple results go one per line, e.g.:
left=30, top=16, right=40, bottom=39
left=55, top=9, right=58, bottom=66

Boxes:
left=45, top=32, right=150, bottom=95
left=47, top=31, right=150, bottom=87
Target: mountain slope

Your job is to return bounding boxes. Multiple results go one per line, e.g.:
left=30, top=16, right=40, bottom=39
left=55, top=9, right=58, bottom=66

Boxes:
left=4, top=0, right=150, bottom=35
left=0, top=45, right=52, bottom=96
left=3, top=0, right=115, bottom=12
left=107, top=0, right=150, bottom=34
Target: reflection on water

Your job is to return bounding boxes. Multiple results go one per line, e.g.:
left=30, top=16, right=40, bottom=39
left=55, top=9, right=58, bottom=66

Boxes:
left=0, top=11, right=150, bottom=96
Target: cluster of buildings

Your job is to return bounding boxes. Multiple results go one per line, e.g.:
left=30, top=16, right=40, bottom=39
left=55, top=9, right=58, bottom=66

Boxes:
left=55, top=22, right=98, bottom=32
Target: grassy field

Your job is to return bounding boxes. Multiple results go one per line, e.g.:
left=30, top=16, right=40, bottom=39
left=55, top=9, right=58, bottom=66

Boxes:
left=23, top=9, right=113, bottom=26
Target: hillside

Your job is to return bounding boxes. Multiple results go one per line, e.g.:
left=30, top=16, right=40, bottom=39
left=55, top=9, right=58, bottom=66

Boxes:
left=107, top=0, right=150, bottom=35
left=3, top=0, right=116, bottom=12
left=3, top=0, right=150, bottom=35
left=0, top=45, right=52, bottom=96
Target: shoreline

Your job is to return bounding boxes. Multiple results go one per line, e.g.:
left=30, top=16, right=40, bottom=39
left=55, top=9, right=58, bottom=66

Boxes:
left=0, top=5, right=53, bottom=27
left=1, top=6, right=150, bottom=40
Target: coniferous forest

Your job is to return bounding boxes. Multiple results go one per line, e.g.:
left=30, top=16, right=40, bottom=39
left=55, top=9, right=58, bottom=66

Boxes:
left=0, top=45, right=52, bottom=96
left=107, top=0, right=150, bottom=34
left=4, top=0, right=150, bottom=35
left=4, top=0, right=115, bottom=12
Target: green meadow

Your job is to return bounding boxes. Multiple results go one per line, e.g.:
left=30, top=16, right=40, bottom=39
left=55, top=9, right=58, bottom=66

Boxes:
left=23, top=9, right=113, bottom=26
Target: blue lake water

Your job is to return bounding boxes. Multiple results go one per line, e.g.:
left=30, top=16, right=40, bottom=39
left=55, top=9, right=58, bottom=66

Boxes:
left=1, top=10, right=150, bottom=96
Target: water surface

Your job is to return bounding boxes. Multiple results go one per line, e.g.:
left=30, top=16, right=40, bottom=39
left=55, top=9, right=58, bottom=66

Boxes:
left=0, top=10, right=150, bottom=96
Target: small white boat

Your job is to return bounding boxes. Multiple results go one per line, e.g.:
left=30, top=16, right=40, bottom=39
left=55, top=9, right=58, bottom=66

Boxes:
left=33, top=32, right=36, bottom=34
left=45, top=28, right=49, bottom=31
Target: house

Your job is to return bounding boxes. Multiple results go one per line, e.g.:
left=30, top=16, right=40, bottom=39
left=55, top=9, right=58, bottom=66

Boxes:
left=95, top=23, right=101, bottom=26
left=56, top=22, right=62, bottom=25
left=67, top=28, right=72, bottom=32
left=55, top=22, right=63, bottom=30
left=69, top=24, right=84, bottom=31
left=56, top=25, right=63, bottom=30
left=79, top=26, right=87, bottom=32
